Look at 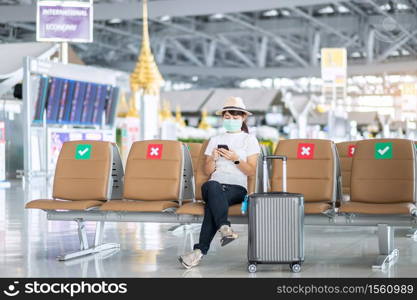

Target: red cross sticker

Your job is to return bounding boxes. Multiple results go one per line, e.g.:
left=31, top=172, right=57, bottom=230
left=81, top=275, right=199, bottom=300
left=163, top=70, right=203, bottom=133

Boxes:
left=147, top=144, right=163, bottom=159
left=348, top=145, right=356, bottom=157
left=297, top=143, right=315, bottom=159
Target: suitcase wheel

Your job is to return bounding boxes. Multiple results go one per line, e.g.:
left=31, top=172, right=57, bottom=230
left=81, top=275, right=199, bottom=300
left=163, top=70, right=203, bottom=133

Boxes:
left=248, top=263, right=257, bottom=273
left=290, top=263, right=301, bottom=273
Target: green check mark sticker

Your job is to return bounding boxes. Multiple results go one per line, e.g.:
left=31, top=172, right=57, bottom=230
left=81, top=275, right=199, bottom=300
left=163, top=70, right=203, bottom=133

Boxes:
left=75, top=144, right=92, bottom=160
left=375, top=142, right=392, bottom=160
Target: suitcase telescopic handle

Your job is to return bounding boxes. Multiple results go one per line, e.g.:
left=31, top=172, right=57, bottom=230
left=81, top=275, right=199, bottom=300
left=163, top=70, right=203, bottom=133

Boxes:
left=262, top=155, right=287, bottom=193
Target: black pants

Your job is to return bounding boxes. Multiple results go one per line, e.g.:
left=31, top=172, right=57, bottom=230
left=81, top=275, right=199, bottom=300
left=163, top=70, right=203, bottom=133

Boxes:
left=193, top=180, right=247, bottom=255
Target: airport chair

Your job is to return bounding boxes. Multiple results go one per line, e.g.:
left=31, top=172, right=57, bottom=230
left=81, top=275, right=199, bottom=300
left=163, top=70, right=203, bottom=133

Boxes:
left=42, top=140, right=194, bottom=260
left=176, top=139, right=263, bottom=219
left=185, top=143, right=202, bottom=202
left=187, top=143, right=203, bottom=180
left=175, top=140, right=209, bottom=216
left=99, top=140, right=194, bottom=213
left=336, top=141, right=357, bottom=199
left=270, top=139, right=339, bottom=215
left=339, top=139, right=417, bottom=269
left=25, top=140, right=124, bottom=260
left=165, top=142, right=202, bottom=232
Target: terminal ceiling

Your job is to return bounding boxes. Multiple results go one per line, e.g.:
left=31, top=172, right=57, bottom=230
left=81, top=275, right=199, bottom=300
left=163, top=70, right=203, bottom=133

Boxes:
left=1, top=0, right=417, bottom=88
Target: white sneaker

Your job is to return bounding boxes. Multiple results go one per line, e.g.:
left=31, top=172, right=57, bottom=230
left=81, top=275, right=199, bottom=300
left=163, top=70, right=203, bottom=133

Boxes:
left=219, top=225, right=238, bottom=247
left=178, top=249, right=203, bottom=269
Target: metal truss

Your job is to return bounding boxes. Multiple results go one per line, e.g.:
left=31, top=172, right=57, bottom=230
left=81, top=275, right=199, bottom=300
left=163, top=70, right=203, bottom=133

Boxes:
left=2, top=0, right=417, bottom=86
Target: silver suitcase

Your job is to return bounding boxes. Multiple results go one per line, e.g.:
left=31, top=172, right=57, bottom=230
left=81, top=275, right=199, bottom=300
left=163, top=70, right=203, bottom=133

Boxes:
left=247, top=155, right=304, bottom=273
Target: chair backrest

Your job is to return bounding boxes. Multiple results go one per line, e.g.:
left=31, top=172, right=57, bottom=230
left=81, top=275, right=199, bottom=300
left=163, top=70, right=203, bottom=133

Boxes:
left=123, top=140, right=191, bottom=201
left=336, top=141, right=357, bottom=196
left=271, top=139, right=338, bottom=204
left=110, top=143, right=125, bottom=200
left=247, top=152, right=266, bottom=194
left=194, top=139, right=259, bottom=199
left=187, top=142, right=203, bottom=180
left=256, top=144, right=271, bottom=193
left=52, top=140, right=114, bottom=201
left=194, top=140, right=210, bottom=200
left=350, top=139, right=416, bottom=204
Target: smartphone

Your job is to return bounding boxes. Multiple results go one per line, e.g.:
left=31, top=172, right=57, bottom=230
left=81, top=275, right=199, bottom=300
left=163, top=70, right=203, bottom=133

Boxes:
left=217, top=144, right=229, bottom=151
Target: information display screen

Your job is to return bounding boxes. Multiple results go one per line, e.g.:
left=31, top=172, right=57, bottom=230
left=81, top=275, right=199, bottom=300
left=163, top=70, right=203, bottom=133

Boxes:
left=33, top=75, right=119, bottom=127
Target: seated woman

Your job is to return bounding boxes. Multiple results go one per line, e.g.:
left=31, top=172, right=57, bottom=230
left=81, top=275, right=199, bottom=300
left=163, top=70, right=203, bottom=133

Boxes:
left=179, top=97, right=260, bottom=269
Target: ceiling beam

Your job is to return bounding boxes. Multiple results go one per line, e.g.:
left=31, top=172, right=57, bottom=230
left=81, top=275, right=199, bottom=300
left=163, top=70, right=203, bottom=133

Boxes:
left=205, top=40, right=217, bottom=67
left=112, top=58, right=417, bottom=79
left=376, top=29, right=417, bottom=62
left=257, top=36, right=269, bottom=68
left=217, top=35, right=255, bottom=67
left=152, top=18, right=256, bottom=67
left=169, top=38, right=204, bottom=66
left=289, top=7, right=359, bottom=46
left=0, top=0, right=345, bottom=22
left=156, top=38, right=167, bottom=64
left=224, top=14, right=309, bottom=67
left=95, top=23, right=140, bottom=41
left=366, top=0, right=417, bottom=44
left=7, top=22, right=35, bottom=31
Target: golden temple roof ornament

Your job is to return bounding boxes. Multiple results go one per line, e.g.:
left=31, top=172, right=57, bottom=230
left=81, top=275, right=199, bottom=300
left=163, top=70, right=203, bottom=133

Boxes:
left=117, top=91, right=129, bottom=118
left=198, top=108, right=211, bottom=130
left=126, top=93, right=139, bottom=118
left=160, top=99, right=174, bottom=121
left=175, top=105, right=186, bottom=127
left=130, top=0, right=164, bottom=95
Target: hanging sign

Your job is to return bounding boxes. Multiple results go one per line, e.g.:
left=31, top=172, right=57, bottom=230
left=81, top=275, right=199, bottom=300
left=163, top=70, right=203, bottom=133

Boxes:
left=321, top=48, right=347, bottom=84
left=36, top=0, right=93, bottom=42
left=400, top=83, right=417, bottom=114
left=0, top=122, right=5, bottom=182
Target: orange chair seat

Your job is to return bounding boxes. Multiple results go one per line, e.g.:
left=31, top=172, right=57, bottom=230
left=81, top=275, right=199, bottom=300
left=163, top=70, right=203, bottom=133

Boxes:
left=25, top=199, right=104, bottom=211
left=176, top=201, right=330, bottom=216
left=304, top=202, right=331, bottom=214
left=340, top=201, right=416, bottom=215
left=176, top=202, right=244, bottom=216
left=99, top=200, right=178, bottom=212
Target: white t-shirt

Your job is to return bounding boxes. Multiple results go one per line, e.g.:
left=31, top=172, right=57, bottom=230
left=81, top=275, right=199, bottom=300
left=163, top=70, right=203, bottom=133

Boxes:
left=205, top=132, right=261, bottom=189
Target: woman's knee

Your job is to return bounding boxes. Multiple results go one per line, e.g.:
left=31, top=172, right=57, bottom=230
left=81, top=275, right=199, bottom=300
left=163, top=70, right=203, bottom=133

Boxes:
left=201, top=181, right=222, bottom=203
left=201, top=181, right=221, bottom=193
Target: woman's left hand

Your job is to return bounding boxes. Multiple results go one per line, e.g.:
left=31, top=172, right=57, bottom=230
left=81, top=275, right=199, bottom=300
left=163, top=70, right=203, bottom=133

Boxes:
left=217, top=148, right=239, bottom=162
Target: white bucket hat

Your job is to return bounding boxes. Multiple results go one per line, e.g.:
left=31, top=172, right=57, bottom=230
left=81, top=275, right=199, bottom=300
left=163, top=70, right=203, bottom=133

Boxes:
left=215, top=96, right=253, bottom=116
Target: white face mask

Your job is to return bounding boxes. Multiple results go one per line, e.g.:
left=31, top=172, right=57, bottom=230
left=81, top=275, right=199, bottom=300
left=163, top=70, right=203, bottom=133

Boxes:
left=223, top=119, right=243, bottom=132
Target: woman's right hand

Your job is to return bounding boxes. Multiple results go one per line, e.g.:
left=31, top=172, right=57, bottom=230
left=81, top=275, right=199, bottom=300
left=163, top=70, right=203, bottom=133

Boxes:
left=212, top=148, right=220, bottom=161
left=204, top=148, right=219, bottom=176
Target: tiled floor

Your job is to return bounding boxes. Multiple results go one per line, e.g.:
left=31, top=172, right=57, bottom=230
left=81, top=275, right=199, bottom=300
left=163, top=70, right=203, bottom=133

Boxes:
left=1, top=179, right=417, bottom=278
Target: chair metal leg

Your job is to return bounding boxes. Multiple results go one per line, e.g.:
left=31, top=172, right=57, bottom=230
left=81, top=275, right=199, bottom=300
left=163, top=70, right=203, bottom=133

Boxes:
left=63, top=247, right=119, bottom=277
left=170, top=223, right=201, bottom=236
left=406, top=227, right=417, bottom=240
left=168, top=224, right=186, bottom=234
left=178, top=229, right=197, bottom=254
left=372, top=224, right=399, bottom=270
left=94, top=221, right=105, bottom=246
left=185, top=224, right=201, bottom=232
left=57, top=220, right=120, bottom=261
left=81, top=260, right=88, bottom=278
left=76, top=218, right=89, bottom=250
left=189, top=230, right=195, bottom=250
left=93, top=254, right=104, bottom=277
left=181, top=230, right=189, bottom=253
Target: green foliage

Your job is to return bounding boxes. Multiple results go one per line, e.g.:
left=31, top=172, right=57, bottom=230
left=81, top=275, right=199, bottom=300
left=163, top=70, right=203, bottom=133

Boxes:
left=178, top=138, right=205, bottom=143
